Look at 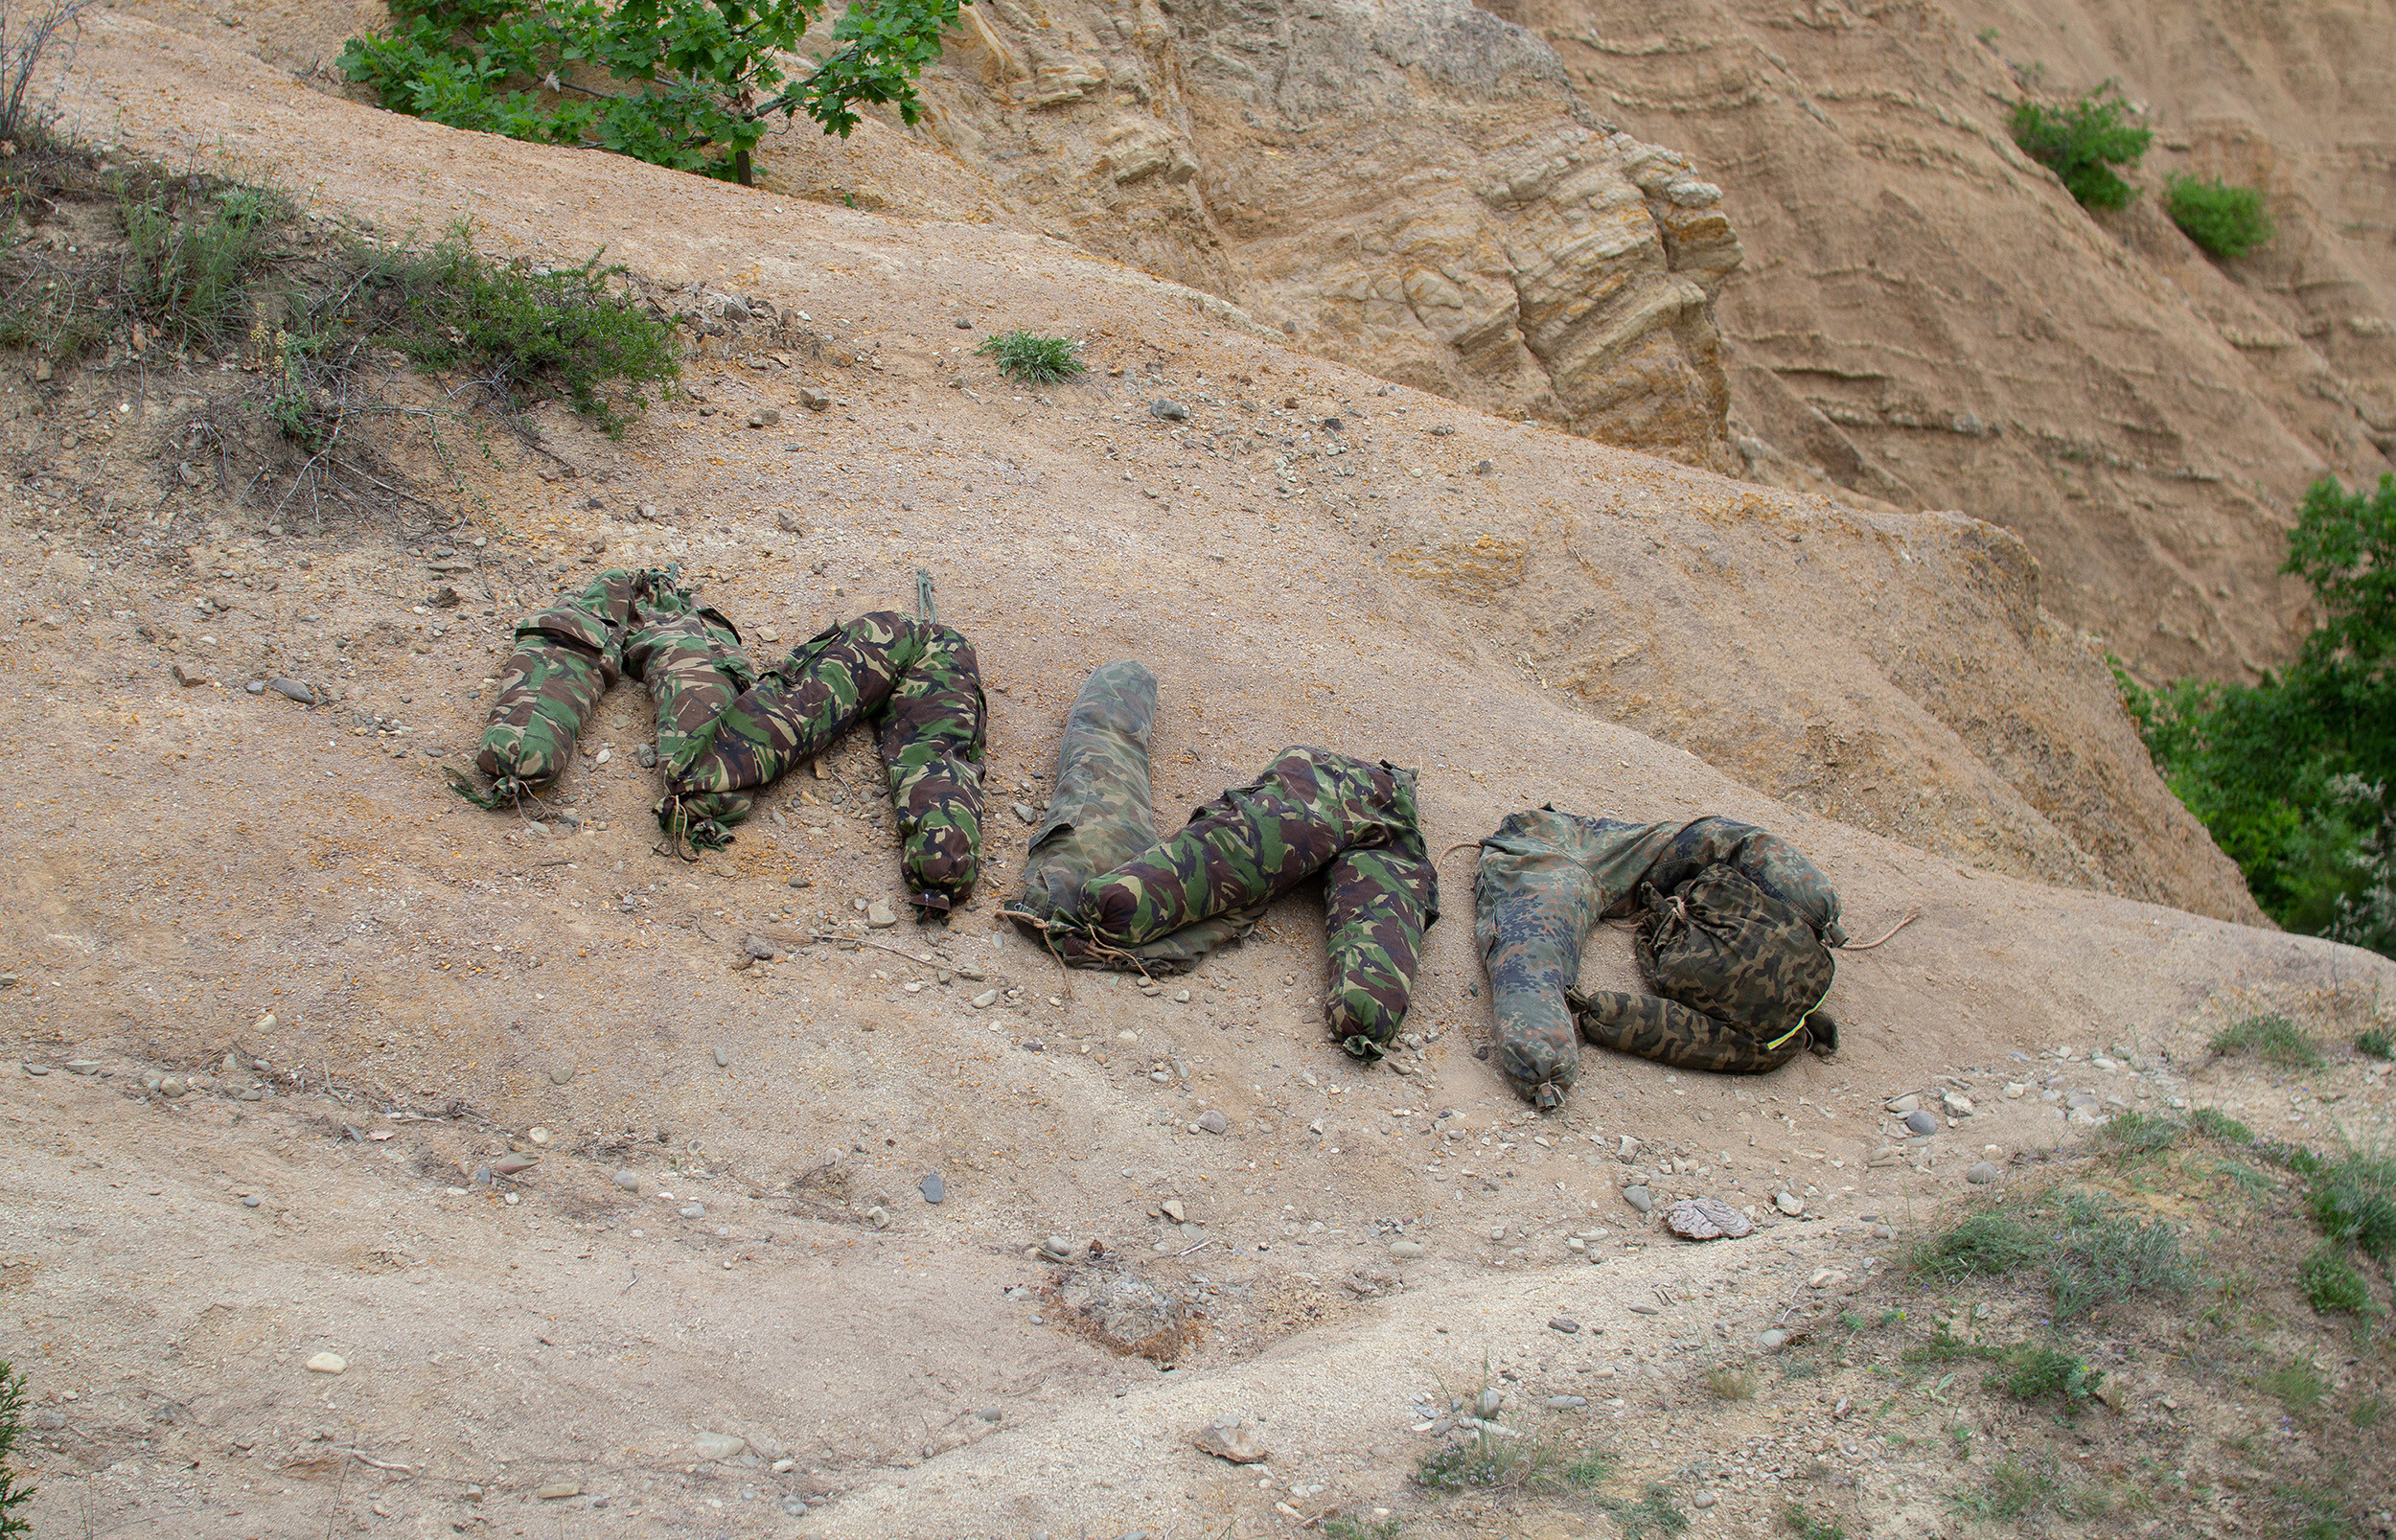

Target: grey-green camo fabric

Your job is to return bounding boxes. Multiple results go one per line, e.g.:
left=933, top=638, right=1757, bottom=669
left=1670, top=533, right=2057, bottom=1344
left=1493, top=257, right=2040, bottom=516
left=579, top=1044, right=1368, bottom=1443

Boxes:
left=1471, top=810, right=1845, bottom=1108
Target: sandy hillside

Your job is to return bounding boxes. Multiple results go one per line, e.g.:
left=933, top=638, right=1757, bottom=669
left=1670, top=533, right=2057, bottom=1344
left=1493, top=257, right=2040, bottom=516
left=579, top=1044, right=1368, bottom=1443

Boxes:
left=2, top=12, right=2393, bottom=1540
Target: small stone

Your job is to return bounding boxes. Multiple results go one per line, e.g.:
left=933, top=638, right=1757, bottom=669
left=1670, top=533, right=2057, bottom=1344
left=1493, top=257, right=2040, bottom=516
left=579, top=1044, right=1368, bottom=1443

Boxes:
left=171, top=660, right=205, bottom=687
left=680, top=1204, right=705, bottom=1220
left=1693, top=1492, right=1716, bottom=1509
left=1758, top=1328, right=1790, bottom=1350
left=1617, top=1135, right=1641, bottom=1161
left=1042, top=1234, right=1074, bottom=1259
left=1546, top=1395, right=1586, bottom=1409
left=63, top=1059, right=102, bottom=1074
left=1548, top=1316, right=1580, bottom=1334
left=1943, top=1092, right=1975, bottom=1116
left=747, top=407, right=781, bottom=428
left=304, top=1352, right=346, bottom=1374
left=1149, top=399, right=1189, bottom=421
left=549, top=1065, right=576, bottom=1086
left=1622, top=1184, right=1652, bottom=1215
left=742, top=935, right=776, bottom=960
left=536, top=1483, right=581, bottom=1501
left=245, top=680, right=265, bottom=694
left=712, top=1046, right=730, bottom=1068
left=692, top=1432, right=748, bottom=1460
left=612, top=1169, right=640, bottom=1191
left=1191, top=1418, right=1268, bottom=1464
left=956, top=964, right=986, bottom=980
left=1809, top=1267, right=1847, bottom=1289
left=1775, top=1191, right=1805, bottom=1217
left=1903, top=1110, right=1939, bottom=1137
left=920, top=1173, right=946, bottom=1205
left=798, top=386, right=832, bottom=412
left=1195, top=1110, right=1229, bottom=1135
left=971, top=988, right=1001, bottom=1008
left=241, top=1195, right=262, bottom=1207
left=491, top=1154, right=538, bottom=1176
left=1389, top=1239, right=1425, bottom=1259
left=866, top=900, right=897, bottom=929
left=1627, top=1303, right=1660, bottom=1315
left=269, top=678, right=316, bottom=704
left=1174, top=989, right=1191, bottom=1003
left=1161, top=1199, right=1186, bottom=1223
left=787, top=873, right=812, bottom=888
left=1665, top=1198, right=1753, bottom=1240
left=1967, top=1161, right=2000, bottom=1184
left=1884, top=1093, right=1920, bottom=1115
left=634, top=744, right=658, bottom=769
left=20, top=1064, right=46, bottom=1076
left=868, top=1206, right=889, bottom=1229
left=1011, top=802, right=1038, bottom=825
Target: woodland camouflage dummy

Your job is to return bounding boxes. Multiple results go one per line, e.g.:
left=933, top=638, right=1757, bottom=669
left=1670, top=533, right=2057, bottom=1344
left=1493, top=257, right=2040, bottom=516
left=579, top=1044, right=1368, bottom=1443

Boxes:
left=1469, top=812, right=1853, bottom=1110
left=1003, top=660, right=1439, bottom=1058
left=451, top=568, right=987, bottom=914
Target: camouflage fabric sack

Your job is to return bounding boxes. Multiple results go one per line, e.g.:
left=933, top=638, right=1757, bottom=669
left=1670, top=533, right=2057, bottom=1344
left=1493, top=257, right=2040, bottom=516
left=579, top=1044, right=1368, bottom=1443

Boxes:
left=1471, top=809, right=1845, bottom=1108
left=448, top=567, right=673, bottom=807
left=1570, top=862, right=1837, bottom=1076
left=1004, top=663, right=1438, bottom=1057
left=660, top=611, right=987, bottom=912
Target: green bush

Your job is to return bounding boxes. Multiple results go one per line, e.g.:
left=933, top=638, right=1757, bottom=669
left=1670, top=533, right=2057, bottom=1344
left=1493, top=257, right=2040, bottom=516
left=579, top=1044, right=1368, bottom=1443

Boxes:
left=2010, top=82, right=2152, bottom=210
left=2360, top=1028, right=2395, bottom=1061
left=1910, top=1211, right=2040, bottom=1280
left=0, top=1360, right=33, bottom=1537
left=2211, top=1013, right=2324, bottom=1068
left=121, top=181, right=289, bottom=351
left=340, top=0, right=967, bottom=184
left=975, top=329, right=1084, bottom=384
left=2298, top=1243, right=2377, bottom=1315
left=2307, top=1148, right=2396, bottom=1259
left=2166, top=173, right=2274, bottom=258
left=1990, top=1345, right=2102, bottom=1406
left=2120, top=473, right=2396, bottom=955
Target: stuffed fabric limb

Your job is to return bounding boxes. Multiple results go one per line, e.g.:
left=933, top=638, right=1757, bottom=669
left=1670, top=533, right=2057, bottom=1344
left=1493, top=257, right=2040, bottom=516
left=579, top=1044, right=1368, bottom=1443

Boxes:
left=449, top=567, right=668, bottom=809
left=625, top=587, right=757, bottom=851
left=660, top=612, right=988, bottom=910
left=1567, top=988, right=1822, bottom=1074
left=1324, top=843, right=1439, bottom=1057
left=1009, top=661, right=1264, bottom=971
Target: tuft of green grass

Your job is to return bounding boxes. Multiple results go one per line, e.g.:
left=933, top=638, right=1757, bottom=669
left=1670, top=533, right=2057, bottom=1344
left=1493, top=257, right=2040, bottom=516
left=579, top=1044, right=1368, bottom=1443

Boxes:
left=1910, top=1211, right=2039, bottom=1281
left=2211, top=1013, right=2323, bottom=1067
left=2299, top=1243, right=2379, bottom=1315
left=1706, top=1366, right=1758, bottom=1401
left=1990, top=1345, right=2102, bottom=1407
left=974, top=329, right=1085, bottom=384
left=1323, top=1518, right=1401, bottom=1540
left=2259, top=1355, right=2329, bottom=1413
left=0, top=1359, right=33, bottom=1538
left=2305, top=1147, right=2396, bottom=1258
left=2097, top=1110, right=2185, bottom=1159
left=2045, top=1190, right=2196, bottom=1321
left=1956, top=1459, right=2058, bottom=1521
left=2192, top=1107, right=2257, bottom=1144
left=2351, top=1393, right=2385, bottom=1428
left=2277, top=1479, right=2354, bottom=1540
left=1413, top=1422, right=1604, bottom=1498
left=1783, top=1503, right=1847, bottom=1540
left=1601, top=1483, right=1690, bottom=1538
left=2165, top=173, right=2274, bottom=259
left=2359, top=1027, right=2395, bottom=1061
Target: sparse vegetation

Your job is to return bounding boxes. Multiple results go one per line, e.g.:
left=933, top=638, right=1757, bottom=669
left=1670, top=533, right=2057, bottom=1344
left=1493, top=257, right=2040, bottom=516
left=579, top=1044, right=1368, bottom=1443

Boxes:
left=2097, top=1109, right=2186, bottom=1158
left=1601, top=1483, right=1689, bottom=1538
left=975, top=329, right=1085, bottom=384
left=0, top=0, right=88, bottom=145
left=1909, top=1191, right=2188, bottom=1319
left=2305, top=1145, right=2396, bottom=1259
left=1414, top=1422, right=1604, bottom=1496
left=2193, top=1107, right=2258, bottom=1144
left=1783, top=1504, right=1848, bottom=1540
left=1323, top=1517, right=1401, bottom=1540
left=2261, top=1354, right=2330, bottom=1413
left=0, top=1359, right=33, bottom=1537
left=2359, top=1027, right=2394, bottom=1061
left=2120, top=473, right=2396, bottom=955
left=1991, top=1345, right=2102, bottom=1407
left=1706, top=1365, right=1758, bottom=1400
left=2166, top=173, right=2275, bottom=259
left=1957, top=1458, right=2059, bottom=1521
left=1909, top=1210, right=2039, bottom=1280
left=2010, top=81, right=2152, bottom=210
left=2211, top=1013, right=2325, bottom=1068
left=2299, top=1243, right=2377, bottom=1315
left=340, top=0, right=969, bottom=184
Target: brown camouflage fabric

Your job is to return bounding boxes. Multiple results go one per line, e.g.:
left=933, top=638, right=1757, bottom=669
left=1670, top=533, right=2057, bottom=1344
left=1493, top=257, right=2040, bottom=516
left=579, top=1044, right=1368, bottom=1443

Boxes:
left=1470, top=810, right=1845, bottom=1108
left=1003, top=662, right=1439, bottom=1056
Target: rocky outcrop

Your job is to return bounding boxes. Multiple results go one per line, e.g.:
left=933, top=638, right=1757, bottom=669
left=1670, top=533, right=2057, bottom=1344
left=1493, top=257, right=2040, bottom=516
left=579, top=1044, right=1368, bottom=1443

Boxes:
left=833, top=0, right=1748, bottom=470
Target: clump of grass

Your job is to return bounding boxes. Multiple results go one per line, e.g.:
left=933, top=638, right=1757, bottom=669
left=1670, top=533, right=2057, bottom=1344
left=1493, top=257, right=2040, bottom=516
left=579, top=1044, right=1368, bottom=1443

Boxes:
left=2165, top=173, right=2274, bottom=259
left=1990, top=1345, right=2102, bottom=1407
left=1901, top=1330, right=1993, bottom=1365
left=1323, top=1518, right=1401, bottom=1540
left=975, top=329, right=1084, bottom=384
left=1910, top=1210, right=2039, bottom=1280
left=1957, top=1459, right=2058, bottom=1521
left=1413, top=1423, right=1604, bottom=1497
left=1601, top=1483, right=1689, bottom=1538
left=2212, top=1013, right=2323, bottom=1068
left=2306, top=1147, right=2396, bottom=1258
left=0, top=1359, right=34, bottom=1538
left=2046, top=1190, right=2196, bottom=1320
left=2276, top=1480, right=2353, bottom=1540
left=1783, top=1502, right=1848, bottom=1540
left=2351, top=1393, right=2384, bottom=1428
left=2192, top=1107, right=2257, bottom=1144
left=1706, top=1366, right=1757, bottom=1400
left=2096, top=1110, right=2184, bottom=1159
left=2260, top=1355, right=2329, bottom=1412
left=2300, top=1243, right=2379, bottom=1315
left=2358, top=1027, right=2394, bottom=1061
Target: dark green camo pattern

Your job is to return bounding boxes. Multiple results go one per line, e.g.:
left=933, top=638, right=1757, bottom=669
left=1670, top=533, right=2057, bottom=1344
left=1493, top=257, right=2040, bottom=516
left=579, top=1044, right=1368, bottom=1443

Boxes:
left=1002, top=664, right=1439, bottom=1056
left=450, top=567, right=670, bottom=805
left=662, top=611, right=987, bottom=910
left=1570, top=862, right=1837, bottom=1074
left=1470, top=811, right=1845, bottom=1108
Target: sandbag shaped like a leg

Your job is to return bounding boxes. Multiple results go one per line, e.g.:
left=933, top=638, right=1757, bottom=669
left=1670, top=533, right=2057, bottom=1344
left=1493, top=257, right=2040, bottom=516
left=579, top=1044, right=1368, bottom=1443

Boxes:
left=1325, top=842, right=1440, bottom=1058
left=626, top=589, right=757, bottom=851
left=1569, top=987, right=1832, bottom=1074
left=449, top=567, right=661, bottom=808
left=1006, top=661, right=1260, bottom=972
left=659, top=612, right=988, bottom=909
left=1073, top=747, right=1439, bottom=1049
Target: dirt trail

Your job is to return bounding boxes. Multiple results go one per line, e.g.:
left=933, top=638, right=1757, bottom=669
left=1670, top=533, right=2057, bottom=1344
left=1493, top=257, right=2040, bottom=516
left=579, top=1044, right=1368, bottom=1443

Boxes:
left=2, top=13, right=2392, bottom=1540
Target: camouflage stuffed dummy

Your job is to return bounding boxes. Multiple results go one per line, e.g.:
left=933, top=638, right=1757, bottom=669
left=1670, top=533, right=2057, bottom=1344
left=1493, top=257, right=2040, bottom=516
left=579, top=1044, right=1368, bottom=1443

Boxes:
left=1003, top=661, right=1439, bottom=1058
left=454, top=571, right=987, bottom=916
left=661, top=611, right=987, bottom=912
left=1470, top=811, right=1848, bottom=1109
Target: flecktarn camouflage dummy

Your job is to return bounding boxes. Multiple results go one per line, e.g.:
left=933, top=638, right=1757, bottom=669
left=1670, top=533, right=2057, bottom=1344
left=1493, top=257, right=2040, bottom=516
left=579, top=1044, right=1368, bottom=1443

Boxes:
left=1002, top=660, right=1439, bottom=1058
left=1469, top=811, right=1868, bottom=1109
left=450, top=567, right=987, bottom=916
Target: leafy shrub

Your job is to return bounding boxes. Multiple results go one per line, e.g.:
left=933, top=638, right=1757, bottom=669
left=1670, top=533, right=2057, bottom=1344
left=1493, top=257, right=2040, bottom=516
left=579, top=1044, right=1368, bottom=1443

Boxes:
left=2211, top=1013, right=2324, bottom=1068
left=2120, top=474, right=2396, bottom=955
left=120, top=181, right=290, bottom=351
left=2298, top=1243, right=2377, bottom=1315
left=0, top=1360, right=32, bottom=1537
left=340, top=0, right=966, bottom=184
left=2010, top=82, right=2152, bottom=210
left=2166, top=173, right=2274, bottom=258
left=975, top=329, right=1084, bottom=383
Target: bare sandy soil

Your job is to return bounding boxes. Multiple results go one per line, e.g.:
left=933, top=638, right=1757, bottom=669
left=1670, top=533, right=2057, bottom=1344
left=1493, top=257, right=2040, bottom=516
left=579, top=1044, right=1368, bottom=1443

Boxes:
left=3, top=14, right=2394, bottom=1540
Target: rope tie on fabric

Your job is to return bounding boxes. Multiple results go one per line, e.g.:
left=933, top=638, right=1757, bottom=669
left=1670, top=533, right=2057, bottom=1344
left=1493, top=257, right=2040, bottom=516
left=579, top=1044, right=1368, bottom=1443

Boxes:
left=1836, top=906, right=1921, bottom=951
left=915, top=568, right=937, bottom=626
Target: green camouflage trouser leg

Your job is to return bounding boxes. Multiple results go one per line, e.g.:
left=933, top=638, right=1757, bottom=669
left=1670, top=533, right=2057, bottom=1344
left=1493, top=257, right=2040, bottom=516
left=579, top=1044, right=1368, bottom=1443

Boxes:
left=1472, top=810, right=1844, bottom=1108
left=626, top=586, right=758, bottom=849
left=1006, top=671, right=1439, bottom=1057
left=662, top=612, right=988, bottom=912
left=449, top=567, right=668, bottom=807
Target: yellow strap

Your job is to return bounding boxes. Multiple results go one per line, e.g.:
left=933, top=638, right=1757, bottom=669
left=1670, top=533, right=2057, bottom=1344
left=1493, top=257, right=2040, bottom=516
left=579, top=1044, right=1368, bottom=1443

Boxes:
left=1762, top=957, right=1837, bottom=1051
